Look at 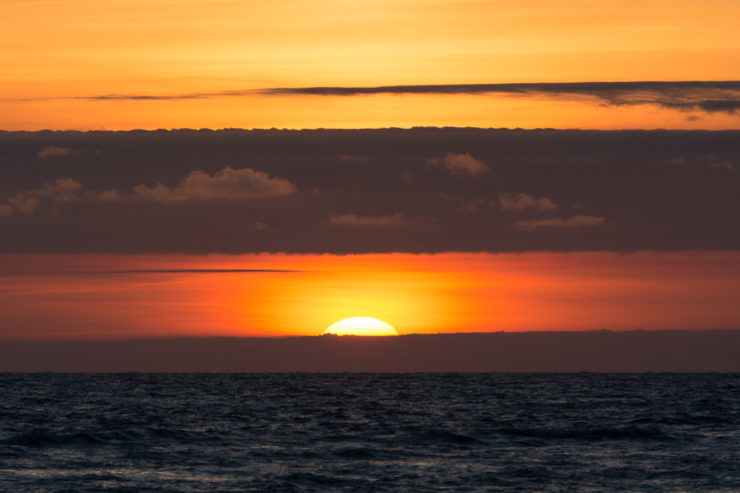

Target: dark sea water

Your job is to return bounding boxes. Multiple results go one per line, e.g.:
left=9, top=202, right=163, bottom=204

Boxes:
left=1, top=374, right=738, bottom=492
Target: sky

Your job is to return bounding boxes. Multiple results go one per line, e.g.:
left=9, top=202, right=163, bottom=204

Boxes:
left=2, top=0, right=740, bottom=130
left=1, top=1, right=739, bottom=341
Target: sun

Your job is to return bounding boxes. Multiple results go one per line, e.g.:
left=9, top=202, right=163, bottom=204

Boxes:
left=322, top=317, right=399, bottom=336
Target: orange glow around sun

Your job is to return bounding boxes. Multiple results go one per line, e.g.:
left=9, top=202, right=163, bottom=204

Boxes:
left=1, top=252, right=740, bottom=339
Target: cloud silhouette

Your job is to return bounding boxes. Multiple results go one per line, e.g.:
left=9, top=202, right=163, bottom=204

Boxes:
left=132, top=167, right=296, bottom=204
left=427, top=153, right=489, bottom=176
left=514, top=215, right=606, bottom=231
left=499, top=193, right=557, bottom=212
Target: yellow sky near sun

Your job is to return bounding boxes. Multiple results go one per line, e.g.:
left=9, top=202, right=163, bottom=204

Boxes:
left=2, top=0, right=740, bottom=129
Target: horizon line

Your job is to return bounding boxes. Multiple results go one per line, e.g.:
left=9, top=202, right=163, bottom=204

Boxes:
left=3, top=126, right=740, bottom=134
left=4, top=328, right=738, bottom=343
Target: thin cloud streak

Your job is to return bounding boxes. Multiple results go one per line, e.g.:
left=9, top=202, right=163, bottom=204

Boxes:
left=105, top=269, right=301, bottom=274
left=5, top=81, right=740, bottom=114
left=262, top=81, right=740, bottom=95
left=0, top=269, right=303, bottom=277
left=263, top=81, right=740, bottom=114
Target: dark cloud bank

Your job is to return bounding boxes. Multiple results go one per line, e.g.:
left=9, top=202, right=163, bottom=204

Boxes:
left=1, top=331, right=738, bottom=372
left=1, top=128, right=738, bottom=253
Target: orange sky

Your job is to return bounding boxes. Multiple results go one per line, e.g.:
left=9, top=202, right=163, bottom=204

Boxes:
left=2, top=252, right=739, bottom=339
left=2, top=0, right=740, bottom=130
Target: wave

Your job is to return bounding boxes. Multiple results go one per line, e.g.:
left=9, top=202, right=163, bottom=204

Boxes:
left=500, top=425, right=672, bottom=441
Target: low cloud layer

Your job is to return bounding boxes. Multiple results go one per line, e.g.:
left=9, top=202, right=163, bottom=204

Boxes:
left=0, top=128, right=738, bottom=253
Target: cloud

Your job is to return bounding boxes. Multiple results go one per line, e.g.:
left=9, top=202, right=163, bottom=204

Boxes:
left=11, top=81, right=740, bottom=116
left=0, top=167, right=295, bottom=216
left=329, top=213, right=406, bottom=227
left=5, top=178, right=83, bottom=215
left=427, top=153, right=489, bottom=176
left=106, top=269, right=298, bottom=274
left=262, top=81, right=740, bottom=115
left=132, top=167, right=296, bottom=204
left=38, top=146, right=82, bottom=158
left=514, top=215, right=605, bottom=231
left=499, top=193, right=557, bottom=212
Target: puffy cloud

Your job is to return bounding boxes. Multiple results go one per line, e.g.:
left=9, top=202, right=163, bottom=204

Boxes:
left=5, top=178, right=82, bottom=215
left=132, top=167, right=296, bottom=204
left=499, top=193, right=558, bottom=212
left=426, top=153, right=489, bottom=176
left=515, top=215, right=605, bottom=231
left=329, top=213, right=406, bottom=227
left=37, top=146, right=84, bottom=158
left=0, top=167, right=295, bottom=217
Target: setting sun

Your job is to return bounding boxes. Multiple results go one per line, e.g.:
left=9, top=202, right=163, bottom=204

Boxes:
left=322, top=317, right=399, bottom=336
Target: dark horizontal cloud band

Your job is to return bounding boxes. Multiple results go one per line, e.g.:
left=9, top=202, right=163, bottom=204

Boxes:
left=261, top=81, right=740, bottom=96
left=6, top=81, right=740, bottom=114
left=262, top=81, right=740, bottom=114
left=106, top=269, right=300, bottom=274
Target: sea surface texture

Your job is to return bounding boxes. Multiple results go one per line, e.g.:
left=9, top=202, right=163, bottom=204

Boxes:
left=1, top=373, right=738, bottom=491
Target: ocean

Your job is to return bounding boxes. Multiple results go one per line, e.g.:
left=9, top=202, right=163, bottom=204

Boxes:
left=1, top=373, right=738, bottom=491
